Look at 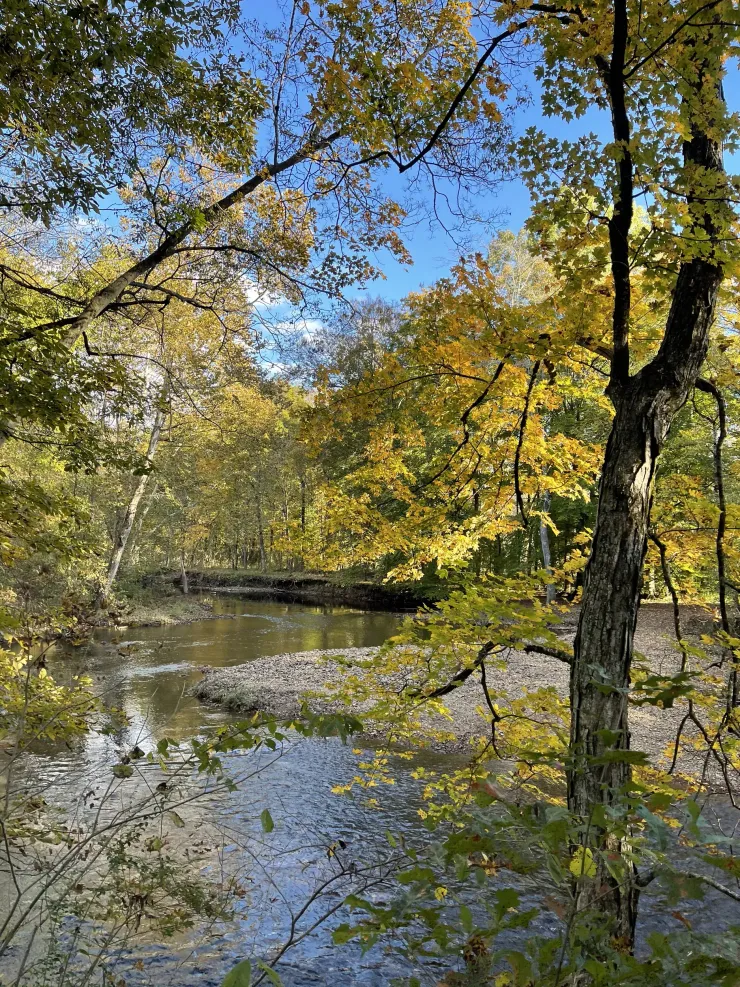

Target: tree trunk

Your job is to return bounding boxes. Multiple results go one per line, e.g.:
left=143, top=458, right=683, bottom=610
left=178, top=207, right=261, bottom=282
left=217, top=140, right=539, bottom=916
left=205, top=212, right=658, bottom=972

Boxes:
left=180, top=550, right=189, bottom=595
left=569, top=256, right=724, bottom=944
left=298, top=477, right=307, bottom=570
left=256, top=497, right=267, bottom=572
left=282, top=491, right=290, bottom=570
left=539, top=489, right=556, bottom=604
left=101, top=402, right=166, bottom=599
left=128, top=480, right=158, bottom=570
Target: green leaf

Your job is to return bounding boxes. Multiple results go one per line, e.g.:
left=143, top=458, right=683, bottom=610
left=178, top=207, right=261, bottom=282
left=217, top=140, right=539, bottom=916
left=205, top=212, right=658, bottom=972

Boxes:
left=260, top=808, right=274, bottom=833
left=168, top=810, right=185, bottom=828
left=505, top=950, right=533, bottom=983
left=332, top=924, right=356, bottom=945
left=256, top=960, right=284, bottom=985
left=222, top=958, right=251, bottom=987
left=112, top=764, right=133, bottom=779
left=396, top=865, right=435, bottom=885
left=569, top=847, right=597, bottom=879
left=494, top=888, right=520, bottom=911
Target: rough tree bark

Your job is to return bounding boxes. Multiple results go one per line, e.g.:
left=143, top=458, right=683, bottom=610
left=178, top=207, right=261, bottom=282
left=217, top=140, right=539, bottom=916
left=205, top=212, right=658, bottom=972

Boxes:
left=568, top=106, right=725, bottom=946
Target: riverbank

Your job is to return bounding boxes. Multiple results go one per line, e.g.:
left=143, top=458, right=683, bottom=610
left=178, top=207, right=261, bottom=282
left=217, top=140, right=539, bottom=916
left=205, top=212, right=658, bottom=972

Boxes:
left=98, top=593, right=216, bottom=628
left=192, top=604, right=718, bottom=766
left=145, top=568, right=447, bottom=611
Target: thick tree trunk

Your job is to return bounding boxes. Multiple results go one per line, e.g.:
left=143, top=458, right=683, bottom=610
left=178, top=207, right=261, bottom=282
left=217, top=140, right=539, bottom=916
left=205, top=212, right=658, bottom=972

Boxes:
left=102, top=403, right=166, bottom=599
left=566, top=23, right=727, bottom=941
left=569, top=256, right=724, bottom=944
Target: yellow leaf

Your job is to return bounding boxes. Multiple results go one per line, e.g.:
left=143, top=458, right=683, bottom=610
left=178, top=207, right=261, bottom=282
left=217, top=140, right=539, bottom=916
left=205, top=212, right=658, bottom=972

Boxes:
left=569, top=846, right=597, bottom=879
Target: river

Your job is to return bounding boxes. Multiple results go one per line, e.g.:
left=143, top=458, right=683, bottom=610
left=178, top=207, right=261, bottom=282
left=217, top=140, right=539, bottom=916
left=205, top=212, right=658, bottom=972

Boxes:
left=5, top=597, right=458, bottom=987
left=4, top=596, right=739, bottom=987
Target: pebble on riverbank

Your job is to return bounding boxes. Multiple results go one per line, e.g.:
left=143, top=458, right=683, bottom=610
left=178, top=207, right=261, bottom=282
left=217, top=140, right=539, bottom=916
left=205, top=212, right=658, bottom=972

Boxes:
left=191, top=605, right=719, bottom=767
left=193, top=647, right=380, bottom=717
left=192, top=644, right=575, bottom=753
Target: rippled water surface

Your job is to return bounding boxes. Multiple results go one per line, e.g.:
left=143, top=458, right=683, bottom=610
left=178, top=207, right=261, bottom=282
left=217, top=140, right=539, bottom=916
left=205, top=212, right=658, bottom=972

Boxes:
left=7, top=598, right=448, bottom=986
left=6, top=597, right=740, bottom=986
left=66, top=596, right=402, bottom=742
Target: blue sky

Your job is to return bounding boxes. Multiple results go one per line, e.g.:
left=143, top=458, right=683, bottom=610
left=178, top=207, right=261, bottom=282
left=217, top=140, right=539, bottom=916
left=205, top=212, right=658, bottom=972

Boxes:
left=244, top=0, right=740, bottom=310
left=357, top=63, right=740, bottom=302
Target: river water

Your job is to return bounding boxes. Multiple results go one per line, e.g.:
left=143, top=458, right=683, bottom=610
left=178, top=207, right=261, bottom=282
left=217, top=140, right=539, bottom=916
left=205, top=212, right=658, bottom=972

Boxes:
left=6, top=597, right=459, bottom=987
left=5, top=596, right=740, bottom=987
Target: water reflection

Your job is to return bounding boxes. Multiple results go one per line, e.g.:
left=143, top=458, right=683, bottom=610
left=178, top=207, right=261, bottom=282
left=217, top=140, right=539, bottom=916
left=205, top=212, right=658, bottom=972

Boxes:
left=6, top=598, right=421, bottom=986
left=51, top=596, right=400, bottom=745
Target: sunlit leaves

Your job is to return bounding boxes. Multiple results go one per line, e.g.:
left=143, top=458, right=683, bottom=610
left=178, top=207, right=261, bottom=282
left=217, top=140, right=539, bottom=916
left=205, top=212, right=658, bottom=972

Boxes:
left=308, top=242, right=608, bottom=578
left=0, top=0, right=265, bottom=221
left=0, top=644, right=100, bottom=746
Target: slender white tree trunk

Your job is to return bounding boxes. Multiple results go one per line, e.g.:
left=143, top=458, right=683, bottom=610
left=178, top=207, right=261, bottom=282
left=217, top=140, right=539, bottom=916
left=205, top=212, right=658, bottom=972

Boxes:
left=128, top=480, right=158, bottom=570
left=256, top=494, right=267, bottom=572
left=539, top=489, right=556, bottom=604
left=180, top=549, right=189, bottom=595
left=102, top=401, right=166, bottom=598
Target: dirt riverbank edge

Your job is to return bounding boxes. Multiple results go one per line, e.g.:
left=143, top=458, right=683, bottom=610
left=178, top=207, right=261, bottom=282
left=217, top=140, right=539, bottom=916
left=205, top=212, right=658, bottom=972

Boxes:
left=192, top=604, right=718, bottom=768
left=146, top=567, right=447, bottom=610
left=98, top=594, right=216, bottom=629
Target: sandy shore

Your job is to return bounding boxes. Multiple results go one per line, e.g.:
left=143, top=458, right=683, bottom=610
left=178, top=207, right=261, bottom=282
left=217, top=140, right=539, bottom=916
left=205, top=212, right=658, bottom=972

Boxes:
left=192, top=604, right=718, bottom=767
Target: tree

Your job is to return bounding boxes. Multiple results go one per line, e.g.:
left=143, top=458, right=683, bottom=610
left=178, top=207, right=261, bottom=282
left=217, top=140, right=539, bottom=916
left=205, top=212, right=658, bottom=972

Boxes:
left=339, top=0, right=739, bottom=951
left=0, top=0, right=519, bottom=574
left=0, top=0, right=264, bottom=222
left=528, top=2, right=733, bottom=946
left=102, top=390, right=168, bottom=599
left=309, top=252, right=607, bottom=582
left=305, top=0, right=740, bottom=957
left=4, top=0, right=740, bottom=980
left=4, top=0, right=514, bottom=346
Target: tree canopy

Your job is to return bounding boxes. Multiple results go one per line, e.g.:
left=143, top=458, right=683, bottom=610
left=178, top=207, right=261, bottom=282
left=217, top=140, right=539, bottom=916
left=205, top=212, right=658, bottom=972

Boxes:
left=2, top=0, right=740, bottom=984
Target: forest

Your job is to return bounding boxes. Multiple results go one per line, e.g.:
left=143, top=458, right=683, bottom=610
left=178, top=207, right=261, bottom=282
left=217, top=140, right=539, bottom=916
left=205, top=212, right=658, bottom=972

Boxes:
left=2, top=0, right=740, bottom=984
